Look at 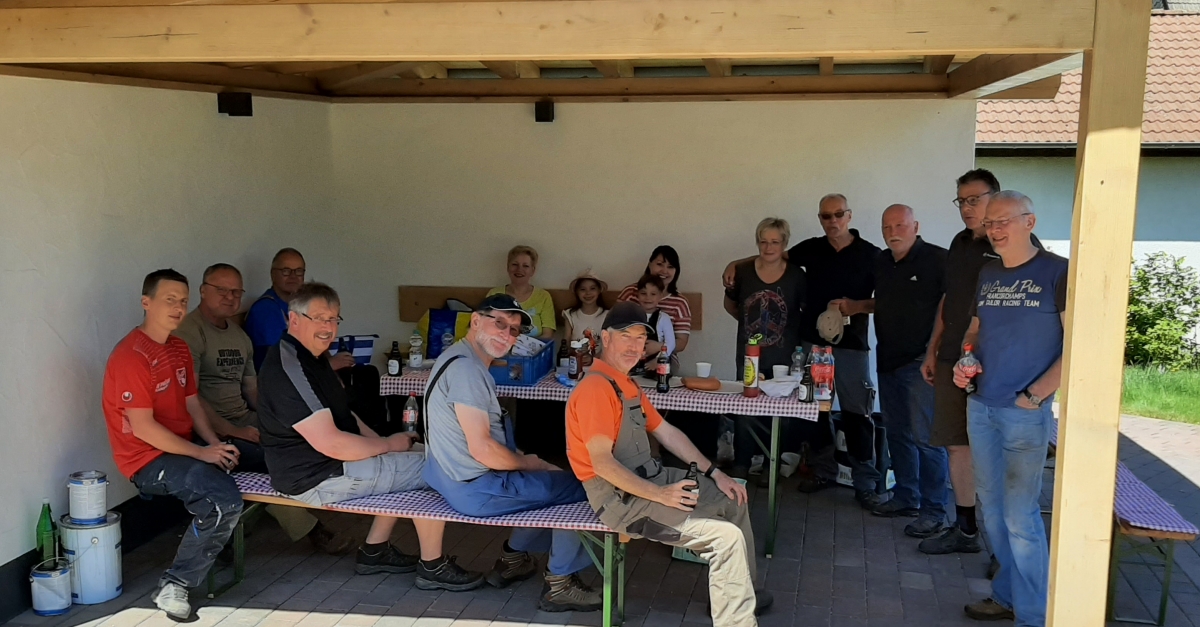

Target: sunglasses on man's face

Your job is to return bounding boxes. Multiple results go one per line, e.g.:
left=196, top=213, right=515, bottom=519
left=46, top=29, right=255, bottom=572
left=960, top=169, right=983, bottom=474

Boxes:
left=481, top=313, right=526, bottom=338
left=818, top=210, right=849, bottom=222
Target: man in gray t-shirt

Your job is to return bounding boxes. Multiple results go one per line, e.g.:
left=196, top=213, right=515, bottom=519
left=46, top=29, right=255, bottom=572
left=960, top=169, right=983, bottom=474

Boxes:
left=422, top=294, right=601, bottom=613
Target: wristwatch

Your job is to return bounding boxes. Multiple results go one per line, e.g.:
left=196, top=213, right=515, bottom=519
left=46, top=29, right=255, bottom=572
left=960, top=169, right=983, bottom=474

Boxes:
left=704, top=465, right=718, bottom=479
left=1021, top=390, right=1045, bottom=407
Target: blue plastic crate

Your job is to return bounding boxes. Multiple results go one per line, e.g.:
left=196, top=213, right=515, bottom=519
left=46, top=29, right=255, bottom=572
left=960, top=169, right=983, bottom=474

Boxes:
left=327, top=334, right=378, bottom=366
left=489, top=340, right=556, bottom=387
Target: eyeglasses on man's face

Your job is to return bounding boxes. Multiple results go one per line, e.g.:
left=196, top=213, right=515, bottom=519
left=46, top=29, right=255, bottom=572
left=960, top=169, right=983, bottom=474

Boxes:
left=273, top=267, right=306, bottom=277
left=953, top=192, right=993, bottom=209
left=818, top=209, right=849, bottom=222
left=481, top=313, right=525, bottom=338
left=300, top=312, right=343, bottom=326
left=202, top=283, right=245, bottom=299
left=981, top=213, right=1032, bottom=230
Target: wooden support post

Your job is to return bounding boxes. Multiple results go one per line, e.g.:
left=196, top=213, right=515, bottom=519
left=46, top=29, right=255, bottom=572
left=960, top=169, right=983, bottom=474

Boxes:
left=1048, top=1, right=1151, bottom=626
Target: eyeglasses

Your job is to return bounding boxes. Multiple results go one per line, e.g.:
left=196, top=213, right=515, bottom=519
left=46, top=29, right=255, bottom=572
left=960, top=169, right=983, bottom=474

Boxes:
left=818, top=210, right=849, bottom=222
left=273, top=267, right=306, bottom=277
left=482, top=313, right=524, bottom=338
left=981, top=213, right=1032, bottom=230
left=202, top=283, right=245, bottom=299
left=953, top=192, right=993, bottom=209
left=300, top=312, right=343, bottom=326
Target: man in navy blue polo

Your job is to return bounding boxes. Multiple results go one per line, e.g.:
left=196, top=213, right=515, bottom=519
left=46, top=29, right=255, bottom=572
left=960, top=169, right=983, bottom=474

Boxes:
left=954, top=191, right=1066, bottom=625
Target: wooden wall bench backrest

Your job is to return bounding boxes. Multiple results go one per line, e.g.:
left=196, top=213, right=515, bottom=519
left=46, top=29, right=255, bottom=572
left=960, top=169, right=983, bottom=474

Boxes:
left=398, top=286, right=704, bottom=330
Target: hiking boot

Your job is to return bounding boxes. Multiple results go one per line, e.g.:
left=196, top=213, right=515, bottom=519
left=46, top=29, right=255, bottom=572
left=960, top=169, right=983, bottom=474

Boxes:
left=796, top=475, right=836, bottom=494
left=539, top=572, right=603, bottom=612
left=486, top=544, right=538, bottom=588
left=987, top=554, right=1000, bottom=580
left=904, top=518, right=946, bottom=539
left=416, top=555, right=485, bottom=592
left=965, top=598, right=1015, bottom=621
left=871, top=500, right=919, bottom=518
left=355, top=543, right=419, bottom=575
left=855, top=490, right=887, bottom=510
left=918, top=526, right=982, bottom=555
left=154, top=582, right=191, bottom=620
left=309, top=522, right=354, bottom=555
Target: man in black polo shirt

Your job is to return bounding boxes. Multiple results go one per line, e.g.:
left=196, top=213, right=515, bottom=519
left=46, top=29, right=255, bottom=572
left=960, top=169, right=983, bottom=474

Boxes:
left=723, top=193, right=883, bottom=507
left=918, top=169, right=1042, bottom=556
left=258, top=282, right=484, bottom=591
left=868, top=205, right=950, bottom=537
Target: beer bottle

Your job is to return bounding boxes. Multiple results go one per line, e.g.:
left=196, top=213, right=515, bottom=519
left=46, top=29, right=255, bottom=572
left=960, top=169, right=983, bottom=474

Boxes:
left=387, top=341, right=402, bottom=376
left=684, top=462, right=700, bottom=497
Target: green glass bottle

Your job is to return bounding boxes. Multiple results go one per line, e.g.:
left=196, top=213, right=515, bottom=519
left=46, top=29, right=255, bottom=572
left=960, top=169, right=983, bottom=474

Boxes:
left=35, top=498, right=56, bottom=563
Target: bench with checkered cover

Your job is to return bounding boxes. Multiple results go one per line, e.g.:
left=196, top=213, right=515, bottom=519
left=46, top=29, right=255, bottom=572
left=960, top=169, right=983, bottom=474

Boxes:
left=1049, top=420, right=1198, bottom=625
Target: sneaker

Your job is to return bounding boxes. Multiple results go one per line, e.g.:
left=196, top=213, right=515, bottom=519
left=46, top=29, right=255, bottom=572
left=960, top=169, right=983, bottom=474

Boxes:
left=154, top=582, right=191, bottom=620
left=965, top=598, right=1015, bottom=621
left=987, top=554, right=1000, bottom=580
left=855, top=490, right=887, bottom=510
left=870, top=500, right=919, bottom=518
left=486, top=545, right=538, bottom=588
left=904, top=518, right=946, bottom=539
left=539, top=572, right=603, bottom=612
left=416, top=556, right=486, bottom=592
left=309, top=522, right=354, bottom=555
left=918, top=526, right=982, bottom=555
left=796, top=475, right=836, bottom=494
left=355, top=543, right=419, bottom=575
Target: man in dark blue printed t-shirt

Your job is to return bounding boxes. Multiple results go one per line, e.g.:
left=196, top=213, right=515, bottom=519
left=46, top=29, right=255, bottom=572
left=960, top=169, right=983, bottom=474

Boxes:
left=953, top=191, right=1067, bottom=626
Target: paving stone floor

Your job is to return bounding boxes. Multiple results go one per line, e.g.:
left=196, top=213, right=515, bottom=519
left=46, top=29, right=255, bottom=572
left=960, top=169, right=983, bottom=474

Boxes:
left=7, top=413, right=1200, bottom=627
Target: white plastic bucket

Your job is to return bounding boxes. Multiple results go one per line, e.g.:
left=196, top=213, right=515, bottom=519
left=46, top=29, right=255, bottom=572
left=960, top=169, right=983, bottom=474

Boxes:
left=30, top=559, right=71, bottom=616
left=68, top=471, right=108, bottom=525
left=60, top=513, right=122, bottom=604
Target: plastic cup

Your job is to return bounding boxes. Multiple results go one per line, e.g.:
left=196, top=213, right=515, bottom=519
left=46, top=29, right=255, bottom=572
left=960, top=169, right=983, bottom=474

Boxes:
left=772, top=365, right=789, bottom=379
left=695, top=362, right=712, bottom=378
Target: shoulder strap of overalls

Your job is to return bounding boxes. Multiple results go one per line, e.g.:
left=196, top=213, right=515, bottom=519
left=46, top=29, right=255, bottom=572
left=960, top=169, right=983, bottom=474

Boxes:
left=421, top=355, right=464, bottom=456
left=585, top=370, right=644, bottom=407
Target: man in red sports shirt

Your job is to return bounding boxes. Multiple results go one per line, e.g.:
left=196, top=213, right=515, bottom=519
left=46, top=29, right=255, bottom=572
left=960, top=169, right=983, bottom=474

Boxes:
left=101, top=269, right=243, bottom=620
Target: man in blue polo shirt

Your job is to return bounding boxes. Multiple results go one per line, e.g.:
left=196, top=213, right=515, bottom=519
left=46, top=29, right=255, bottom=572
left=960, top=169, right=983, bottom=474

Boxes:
left=954, top=191, right=1066, bottom=625
left=245, top=248, right=356, bottom=373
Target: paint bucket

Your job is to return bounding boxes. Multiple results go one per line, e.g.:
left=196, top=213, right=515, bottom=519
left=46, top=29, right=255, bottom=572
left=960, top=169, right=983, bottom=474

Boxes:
left=68, top=471, right=108, bottom=525
left=60, top=513, right=122, bottom=605
left=30, top=559, right=71, bottom=616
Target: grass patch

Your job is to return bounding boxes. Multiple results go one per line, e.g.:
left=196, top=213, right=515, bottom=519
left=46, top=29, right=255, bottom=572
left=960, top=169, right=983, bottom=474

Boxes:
left=1122, top=366, right=1200, bottom=425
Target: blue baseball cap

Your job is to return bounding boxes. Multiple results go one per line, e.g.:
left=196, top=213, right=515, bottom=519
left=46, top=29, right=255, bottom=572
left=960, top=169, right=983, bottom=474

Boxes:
left=477, top=294, right=533, bottom=326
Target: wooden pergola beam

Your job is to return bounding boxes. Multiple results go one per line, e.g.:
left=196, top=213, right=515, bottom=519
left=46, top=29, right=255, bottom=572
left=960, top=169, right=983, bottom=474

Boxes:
left=0, top=63, right=329, bottom=101
left=702, top=58, right=732, bottom=78
left=986, top=74, right=1062, bottom=100
left=0, top=0, right=1096, bottom=64
left=333, top=73, right=949, bottom=99
left=818, top=57, right=834, bottom=76
left=923, top=54, right=955, bottom=74
left=948, top=53, right=1081, bottom=98
left=591, top=60, right=635, bottom=79
left=480, top=61, right=541, bottom=79
left=6, top=62, right=320, bottom=93
left=310, top=61, right=424, bottom=91
left=1048, top=0, right=1153, bottom=625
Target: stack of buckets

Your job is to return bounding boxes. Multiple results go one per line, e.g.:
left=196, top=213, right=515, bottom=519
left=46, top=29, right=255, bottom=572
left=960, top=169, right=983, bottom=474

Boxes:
left=30, top=471, right=123, bottom=616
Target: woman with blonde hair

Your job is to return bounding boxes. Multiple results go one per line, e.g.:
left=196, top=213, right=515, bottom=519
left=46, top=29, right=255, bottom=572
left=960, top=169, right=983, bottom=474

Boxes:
left=488, top=245, right=556, bottom=341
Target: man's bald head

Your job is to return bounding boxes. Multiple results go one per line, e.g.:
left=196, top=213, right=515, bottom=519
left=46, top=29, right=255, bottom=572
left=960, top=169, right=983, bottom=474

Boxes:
left=881, top=204, right=920, bottom=259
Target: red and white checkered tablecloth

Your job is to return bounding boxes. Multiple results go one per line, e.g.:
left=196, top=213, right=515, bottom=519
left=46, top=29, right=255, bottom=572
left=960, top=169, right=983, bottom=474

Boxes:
left=382, top=370, right=817, bottom=420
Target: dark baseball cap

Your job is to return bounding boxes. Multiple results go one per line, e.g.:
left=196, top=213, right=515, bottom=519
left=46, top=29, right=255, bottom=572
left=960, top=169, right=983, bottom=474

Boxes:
left=601, top=301, right=653, bottom=332
left=477, top=294, right=532, bottom=326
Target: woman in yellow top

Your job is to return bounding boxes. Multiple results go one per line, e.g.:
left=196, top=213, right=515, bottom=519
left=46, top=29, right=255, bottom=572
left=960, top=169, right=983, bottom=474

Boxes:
left=487, top=245, right=556, bottom=340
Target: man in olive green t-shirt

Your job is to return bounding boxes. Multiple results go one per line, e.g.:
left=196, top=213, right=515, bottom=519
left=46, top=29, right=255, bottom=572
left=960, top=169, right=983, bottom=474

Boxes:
left=174, top=263, right=349, bottom=554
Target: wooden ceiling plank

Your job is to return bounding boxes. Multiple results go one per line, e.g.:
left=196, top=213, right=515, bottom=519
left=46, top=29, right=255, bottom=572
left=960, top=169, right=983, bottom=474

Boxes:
left=923, top=54, right=955, bottom=74
left=818, top=57, right=834, bottom=76
left=948, top=53, right=1081, bottom=98
left=399, top=62, right=448, bottom=79
left=0, top=0, right=1096, bottom=63
left=591, top=60, right=634, bottom=78
left=311, top=61, right=423, bottom=91
left=985, top=74, right=1062, bottom=99
left=10, top=61, right=320, bottom=93
left=0, top=63, right=328, bottom=101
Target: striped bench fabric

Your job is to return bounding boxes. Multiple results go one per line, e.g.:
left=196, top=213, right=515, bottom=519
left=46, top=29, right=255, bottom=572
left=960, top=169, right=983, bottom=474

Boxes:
left=232, top=472, right=612, bottom=532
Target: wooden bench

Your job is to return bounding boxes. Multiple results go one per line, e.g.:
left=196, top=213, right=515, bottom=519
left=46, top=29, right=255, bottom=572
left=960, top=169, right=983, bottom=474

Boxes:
left=1049, top=423, right=1198, bottom=626
left=210, top=473, right=631, bottom=627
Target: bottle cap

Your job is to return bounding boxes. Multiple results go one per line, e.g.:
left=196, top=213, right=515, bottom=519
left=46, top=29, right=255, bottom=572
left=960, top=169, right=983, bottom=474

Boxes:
left=963, top=343, right=974, bottom=352
left=42, top=498, right=49, bottom=504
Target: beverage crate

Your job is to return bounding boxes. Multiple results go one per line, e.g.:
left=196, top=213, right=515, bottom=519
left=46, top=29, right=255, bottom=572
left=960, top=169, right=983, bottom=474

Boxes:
left=328, top=334, right=379, bottom=366
left=489, top=340, right=556, bottom=387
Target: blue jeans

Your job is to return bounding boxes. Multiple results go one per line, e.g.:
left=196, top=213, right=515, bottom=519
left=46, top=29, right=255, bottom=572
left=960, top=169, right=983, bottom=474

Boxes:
left=131, top=454, right=244, bottom=589
left=967, top=397, right=1053, bottom=627
left=878, top=360, right=948, bottom=522
left=424, top=454, right=592, bottom=576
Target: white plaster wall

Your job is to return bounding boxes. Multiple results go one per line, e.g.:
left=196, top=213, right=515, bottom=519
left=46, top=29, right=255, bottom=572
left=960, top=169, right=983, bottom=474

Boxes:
left=329, top=101, right=979, bottom=381
left=978, top=156, right=1200, bottom=264
left=0, top=75, right=334, bottom=565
